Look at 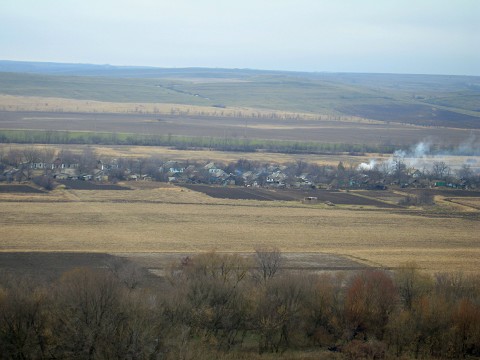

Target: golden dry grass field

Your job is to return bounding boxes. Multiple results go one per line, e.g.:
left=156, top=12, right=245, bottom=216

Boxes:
left=0, top=183, right=479, bottom=275
left=0, top=95, right=368, bottom=122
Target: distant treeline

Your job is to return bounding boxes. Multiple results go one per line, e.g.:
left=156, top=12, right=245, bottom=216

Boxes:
left=0, top=129, right=396, bottom=155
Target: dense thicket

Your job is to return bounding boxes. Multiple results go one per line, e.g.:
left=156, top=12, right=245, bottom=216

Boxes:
left=1, top=253, right=479, bottom=359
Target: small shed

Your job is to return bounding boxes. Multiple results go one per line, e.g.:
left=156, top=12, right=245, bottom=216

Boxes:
left=303, top=196, right=318, bottom=204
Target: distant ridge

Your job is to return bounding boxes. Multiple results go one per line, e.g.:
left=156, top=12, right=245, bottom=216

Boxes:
left=1, top=60, right=479, bottom=129
left=0, top=60, right=285, bottom=79
left=3, top=60, right=479, bottom=80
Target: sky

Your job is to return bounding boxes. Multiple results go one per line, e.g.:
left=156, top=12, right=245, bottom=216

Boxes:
left=1, top=0, right=479, bottom=76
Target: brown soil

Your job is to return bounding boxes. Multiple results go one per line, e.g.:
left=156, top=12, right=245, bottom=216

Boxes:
left=0, top=184, right=45, bottom=193
left=0, top=251, right=370, bottom=285
left=179, top=184, right=401, bottom=208
left=57, top=180, right=131, bottom=190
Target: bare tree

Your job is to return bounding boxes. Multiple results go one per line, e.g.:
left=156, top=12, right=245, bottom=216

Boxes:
left=254, top=273, right=310, bottom=353
left=5, top=149, right=23, bottom=167
left=38, top=148, right=56, bottom=175
left=165, top=252, right=251, bottom=350
left=394, top=262, right=432, bottom=310
left=106, top=257, right=145, bottom=290
left=57, top=149, right=78, bottom=164
left=22, top=147, right=40, bottom=164
left=393, top=156, right=408, bottom=184
left=431, top=161, right=450, bottom=180
left=254, top=247, right=283, bottom=284
left=0, top=275, right=51, bottom=359
left=78, top=148, right=97, bottom=174
left=21, top=147, right=42, bottom=179
left=345, top=270, right=398, bottom=340
left=457, top=164, right=474, bottom=187
left=52, top=268, right=125, bottom=359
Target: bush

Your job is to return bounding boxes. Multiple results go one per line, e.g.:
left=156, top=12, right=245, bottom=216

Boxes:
left=399, top=191, right=434, bottom=206
left=342, top=339, right=387, bottom=360
left=32, top=175, right=55, bottom=190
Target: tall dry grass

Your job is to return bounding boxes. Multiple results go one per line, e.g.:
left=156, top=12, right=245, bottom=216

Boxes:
left=0, top=94, right=377, bottom=124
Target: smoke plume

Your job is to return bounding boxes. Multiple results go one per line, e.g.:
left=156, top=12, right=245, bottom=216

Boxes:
left=358, top=135, right=480, bottom=173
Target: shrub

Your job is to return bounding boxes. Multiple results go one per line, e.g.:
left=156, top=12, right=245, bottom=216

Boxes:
left=342, top=339, right=386, bottom=360
left=32, top=175, right=55, bottom=190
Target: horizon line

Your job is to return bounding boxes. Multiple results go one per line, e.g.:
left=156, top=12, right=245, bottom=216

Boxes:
left=1, top=59, right=479, bottom=78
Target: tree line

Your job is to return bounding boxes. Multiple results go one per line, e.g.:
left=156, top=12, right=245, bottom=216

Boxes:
left=1, top=250, right=480, bottom=359
left=0, top=129, right=395, bottom=155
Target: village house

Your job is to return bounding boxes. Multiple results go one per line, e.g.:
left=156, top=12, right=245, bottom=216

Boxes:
left=266, top=171, right=287, bottom=186
left=241, top=171, right=259, bottom=186
left=30, top=162, right=49, bottom=170
left=160, top=161, right=186, bottom=175
left=52, top=158, right=79, bottom=170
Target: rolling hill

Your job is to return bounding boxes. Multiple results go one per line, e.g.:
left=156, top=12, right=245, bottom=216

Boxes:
left=0, top=60, right=479, bottom=128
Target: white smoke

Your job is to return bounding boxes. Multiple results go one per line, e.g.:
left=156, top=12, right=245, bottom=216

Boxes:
left=363, top=137, right=480, bottom=174
left=413, top=141, right=430, bottom=158
left=403, top=141, right=431, bottom=169
left=456, top=133, right=480, bottom=156
left=357, top=159, right=377, bottom=171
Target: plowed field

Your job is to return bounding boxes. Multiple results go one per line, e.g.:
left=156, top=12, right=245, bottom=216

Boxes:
left=0, top=185, right=45, bottom=193
left=179, top=184, right=400, bottom=208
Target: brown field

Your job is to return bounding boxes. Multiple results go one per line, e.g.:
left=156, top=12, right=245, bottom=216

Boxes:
left=1, top=109, right=478, bottom=147
left=353, top=189, right=408, bottom=204
left=1, top=99, right=479, bottom=278
left=340, top=103, right=480, bottom=128
left=56, top=180, right=131, bottom=191
left=444, top=197, right=480, bottom=211
left=179, top=184, right=401, bottom=208
left=0, top=251, right=370, bottom=284
left=404, top=188, right=480, bottom=197
left=0, top=184, right=45, bottom=193
left=0, top=183, right=479, bottom=275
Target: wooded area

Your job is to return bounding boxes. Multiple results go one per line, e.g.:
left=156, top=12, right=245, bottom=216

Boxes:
left=1, top=252, right=480, bottom=359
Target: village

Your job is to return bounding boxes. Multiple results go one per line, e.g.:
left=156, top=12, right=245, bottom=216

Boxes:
left=1, top=147, right=478, bottom=192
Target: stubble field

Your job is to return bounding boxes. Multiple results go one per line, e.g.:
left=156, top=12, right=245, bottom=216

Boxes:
left=0, top=184, right=478, bottom=275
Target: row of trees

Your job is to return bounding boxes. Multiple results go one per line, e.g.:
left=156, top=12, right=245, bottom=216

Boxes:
left=1, top=251, right=480, bottom=359
left=0, top=129, right=395, bottom=154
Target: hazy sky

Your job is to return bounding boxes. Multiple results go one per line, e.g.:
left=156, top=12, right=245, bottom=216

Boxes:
left=1, top=0, right=479, bottom=75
